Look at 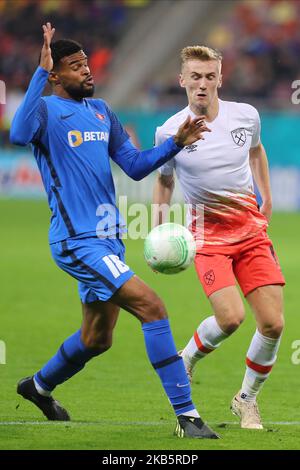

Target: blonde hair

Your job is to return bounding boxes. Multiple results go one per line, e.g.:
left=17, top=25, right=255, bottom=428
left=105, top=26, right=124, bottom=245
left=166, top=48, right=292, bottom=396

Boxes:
left=181, top=45, right=222, bottom=69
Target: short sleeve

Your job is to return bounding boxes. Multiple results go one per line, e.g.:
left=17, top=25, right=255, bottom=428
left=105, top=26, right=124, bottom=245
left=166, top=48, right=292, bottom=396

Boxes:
left=251, top=107, right=261, bottom=148
left=104, top=103, right=130, bottom=156
left=158, top=158, right=175, bottom=175
left=155, top=126, right=166, bottom=147
left=155, top=126, right=175, bottom=175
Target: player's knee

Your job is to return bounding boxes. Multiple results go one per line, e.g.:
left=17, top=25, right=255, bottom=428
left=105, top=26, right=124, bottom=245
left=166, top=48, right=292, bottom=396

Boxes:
left=221, top=309, right=245, bottom=334
left=261, top=318, right=285, bottom=339
left=81, top=332, right=113, bottom=353
left=140, top=293, right=167, bottom=323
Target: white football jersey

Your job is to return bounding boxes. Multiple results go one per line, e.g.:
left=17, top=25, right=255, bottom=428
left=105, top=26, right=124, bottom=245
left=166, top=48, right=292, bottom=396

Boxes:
left=155, top=99, right=268, bottom=247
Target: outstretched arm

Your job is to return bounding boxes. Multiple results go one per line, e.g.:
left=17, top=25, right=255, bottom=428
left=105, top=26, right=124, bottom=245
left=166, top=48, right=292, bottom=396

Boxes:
left=153, top=173, right=175, bottom=226
left=111, top=116, right=210, bottom=181
left=10, top=23, right=55, bottom=146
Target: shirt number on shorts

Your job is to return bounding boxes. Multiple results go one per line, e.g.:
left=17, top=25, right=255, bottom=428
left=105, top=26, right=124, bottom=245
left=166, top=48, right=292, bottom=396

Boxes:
left=102, top=255, right=130, bottom=279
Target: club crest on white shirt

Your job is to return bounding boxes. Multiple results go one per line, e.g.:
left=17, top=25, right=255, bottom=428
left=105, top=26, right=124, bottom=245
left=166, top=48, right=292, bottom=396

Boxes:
left=231, top=128, right=246, bottom=147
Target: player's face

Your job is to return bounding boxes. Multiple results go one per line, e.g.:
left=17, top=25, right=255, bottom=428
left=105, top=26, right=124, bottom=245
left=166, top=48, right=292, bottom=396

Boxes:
left=180, top=60, right=222, bottom=111
left=55, top=50, right=95, bottom=99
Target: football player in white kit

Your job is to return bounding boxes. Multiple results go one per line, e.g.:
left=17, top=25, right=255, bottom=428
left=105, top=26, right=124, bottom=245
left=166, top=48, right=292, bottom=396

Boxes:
left=154, top=46, right=285, bottom=429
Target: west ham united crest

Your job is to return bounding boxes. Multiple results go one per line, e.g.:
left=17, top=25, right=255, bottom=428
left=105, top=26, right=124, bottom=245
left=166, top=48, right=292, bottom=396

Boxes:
left=231, top=128, right=246, bottom=147
left=204, top=270, right=215, bottom=286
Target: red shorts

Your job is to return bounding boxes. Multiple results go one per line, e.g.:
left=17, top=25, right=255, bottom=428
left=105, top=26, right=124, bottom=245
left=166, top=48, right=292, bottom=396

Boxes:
left=195, top=230, right=285, bottom=297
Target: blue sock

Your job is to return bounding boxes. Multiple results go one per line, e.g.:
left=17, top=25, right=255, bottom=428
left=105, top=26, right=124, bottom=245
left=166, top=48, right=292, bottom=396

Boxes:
left=142, top=318, right=195, bottom=416
left=34, top=330, right=99, bottom=392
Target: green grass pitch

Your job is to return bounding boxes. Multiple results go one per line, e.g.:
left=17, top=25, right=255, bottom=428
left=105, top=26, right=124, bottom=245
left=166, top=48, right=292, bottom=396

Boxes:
left=0, top=200, right=300, bottom=450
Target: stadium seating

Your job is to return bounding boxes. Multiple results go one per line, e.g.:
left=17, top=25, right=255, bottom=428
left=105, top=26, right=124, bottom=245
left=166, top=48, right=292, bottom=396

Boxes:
left=147, top=0, right=300, bottom=110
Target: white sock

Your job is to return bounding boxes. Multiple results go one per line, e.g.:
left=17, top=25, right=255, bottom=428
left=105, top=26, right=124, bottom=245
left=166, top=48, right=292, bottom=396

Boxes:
left=240, top=329, right=281, bottom=402
left=33, top=377, right=51, bottom=397
left=182, top=409, right=200, bottom=418
left=182, top=316, right=228, bottom=370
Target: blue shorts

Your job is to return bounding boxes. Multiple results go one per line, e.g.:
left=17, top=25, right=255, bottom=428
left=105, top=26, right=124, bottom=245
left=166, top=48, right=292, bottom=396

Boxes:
left=50, top=236, right=135, bottom=303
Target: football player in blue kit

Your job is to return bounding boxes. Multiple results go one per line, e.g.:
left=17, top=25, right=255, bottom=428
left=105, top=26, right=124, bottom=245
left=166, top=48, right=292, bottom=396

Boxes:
left=10, top=23, right=217, bottom=439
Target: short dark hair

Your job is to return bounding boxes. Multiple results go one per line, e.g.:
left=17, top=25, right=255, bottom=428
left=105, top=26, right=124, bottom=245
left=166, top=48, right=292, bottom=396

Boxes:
left=51, top=39, right=83, bottom=68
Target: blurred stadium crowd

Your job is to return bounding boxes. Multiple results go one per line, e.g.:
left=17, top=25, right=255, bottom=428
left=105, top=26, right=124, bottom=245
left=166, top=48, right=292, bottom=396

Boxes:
left=149, top=0, right=300, bottom=110
left=0, top=0, right=299, bottom=146
left=0, top=0, right=150, bottom=143
left=220, top=0, right=300, bottom=106
left=0, top=0, right=149, bottom=90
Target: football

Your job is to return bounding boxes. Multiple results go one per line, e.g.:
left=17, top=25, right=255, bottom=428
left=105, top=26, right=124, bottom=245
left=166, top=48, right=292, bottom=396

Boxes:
left=144, top=222, right=196, bottom=274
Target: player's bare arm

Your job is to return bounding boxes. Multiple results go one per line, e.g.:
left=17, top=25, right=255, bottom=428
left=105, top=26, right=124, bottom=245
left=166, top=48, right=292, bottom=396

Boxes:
left=249, top=143, right=272, bottom=222
left=174, top=115, right=211, bottom=147
left=153, top=174, right=175, bottom=226
left=153, top=115, right=211, bottom=226
left=40, top=22, right=55, bottom=72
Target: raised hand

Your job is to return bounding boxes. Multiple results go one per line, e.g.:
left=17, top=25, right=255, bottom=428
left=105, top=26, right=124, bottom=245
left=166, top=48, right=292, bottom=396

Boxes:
left=40, top=22, right=55, bottom=72
left=174, top=115, right=211, bottom=147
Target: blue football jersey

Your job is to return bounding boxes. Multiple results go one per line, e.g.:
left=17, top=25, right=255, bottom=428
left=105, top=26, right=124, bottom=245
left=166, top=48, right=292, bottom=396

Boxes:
left=32, top=94, right=129, bottom=243
left=10, top=67, right=182, bottom=243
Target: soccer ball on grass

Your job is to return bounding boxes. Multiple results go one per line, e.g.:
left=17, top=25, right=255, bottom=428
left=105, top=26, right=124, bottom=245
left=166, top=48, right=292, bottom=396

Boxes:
left=144, top=223, right=196, bottom=274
